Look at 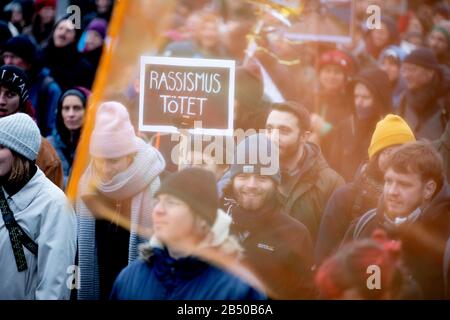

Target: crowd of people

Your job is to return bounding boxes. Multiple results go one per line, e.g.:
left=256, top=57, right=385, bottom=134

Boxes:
left=0, top=0, right=449, bottom=300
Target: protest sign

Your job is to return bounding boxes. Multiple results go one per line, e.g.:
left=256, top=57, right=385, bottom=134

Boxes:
left=139, top=56, right=235, bottom=136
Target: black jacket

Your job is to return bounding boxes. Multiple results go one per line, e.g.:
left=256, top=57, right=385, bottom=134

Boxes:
left=315, top=166, right=383, bottom=264
left=345, top=183, right=450, bottom=299
left=398, top=65, right=450, bottom=140
left=225, top=199, right=315, bottom=299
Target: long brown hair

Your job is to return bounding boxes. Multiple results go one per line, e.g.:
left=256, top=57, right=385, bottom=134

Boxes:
left=7, top=150, right=32, bottom=185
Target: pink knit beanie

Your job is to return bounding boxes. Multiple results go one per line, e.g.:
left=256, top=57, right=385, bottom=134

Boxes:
left=89, top=101, right=138, bottom=158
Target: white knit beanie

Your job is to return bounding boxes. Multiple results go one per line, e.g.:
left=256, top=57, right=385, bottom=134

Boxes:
left=0, top=113, right=41, bottom=161
left=89, top=101, right=138, bottom=159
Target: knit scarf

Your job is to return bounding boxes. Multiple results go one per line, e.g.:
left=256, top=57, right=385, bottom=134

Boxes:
left=76, top=138, right=165, bottom=300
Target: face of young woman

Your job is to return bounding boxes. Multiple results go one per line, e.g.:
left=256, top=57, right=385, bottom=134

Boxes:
left=61, top=95, right=85, bottom=131
left=152, top=194, right=203, bottom=250
left=0, top=86, right=20, bottom=117
left=93, top=156, right=132, bottom=183
left=0, top=146, right=14, bottom=178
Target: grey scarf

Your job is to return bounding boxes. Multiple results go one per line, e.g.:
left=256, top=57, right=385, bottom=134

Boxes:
left=76, top=138, right=165, bottom=300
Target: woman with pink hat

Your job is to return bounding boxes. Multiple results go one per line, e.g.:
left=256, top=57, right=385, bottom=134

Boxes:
left=76, top=101, right=166, bottom=300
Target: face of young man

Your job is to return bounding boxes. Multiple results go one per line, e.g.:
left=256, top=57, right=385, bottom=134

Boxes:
left=0, top=86, right=20, bottom=117
left=2, top=51, right=31, bottom=70
left=383, top=167, right=436, bottom=218
left=232, top=173, right=276, bottom=211
left=266, top=109, right=304, bottom=164
left=401, top=62, right=435, bottom=90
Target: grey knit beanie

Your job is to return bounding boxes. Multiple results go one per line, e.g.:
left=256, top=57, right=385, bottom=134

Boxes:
left=0, top=113, right=41, bottom=160
left=229, top=133, right=281, bottom=184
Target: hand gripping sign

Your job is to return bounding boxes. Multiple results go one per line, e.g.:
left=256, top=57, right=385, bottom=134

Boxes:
left=139, top=56, right=235, bottom=136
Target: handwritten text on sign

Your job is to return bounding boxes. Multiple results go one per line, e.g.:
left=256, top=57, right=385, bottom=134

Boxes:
left=139, top=56, right=235, bottom=136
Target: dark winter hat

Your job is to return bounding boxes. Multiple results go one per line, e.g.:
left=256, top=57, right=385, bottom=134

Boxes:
left=353, top=67, right=392, bottom=114
left=3, top=35, right=37, bottom=65
left=155, top=167, right=219, bottom=226
left=0, top=21, right=13, bottom=49
left=229, top=133, right=281, bottom=184
left=403, top=48, right=440, bottom=71
left=0, top=65, right=29, bottom=105
left=86, top=18, right=108, bottom=39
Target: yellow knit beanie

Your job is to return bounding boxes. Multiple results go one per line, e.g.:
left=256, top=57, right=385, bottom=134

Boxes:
left=368, top=114, right=416, bottom=159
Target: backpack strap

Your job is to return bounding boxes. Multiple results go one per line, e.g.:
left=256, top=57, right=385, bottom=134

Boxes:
left=353, top=209, right=378, bottom=240
left=0, top=189, right=38, bottom=272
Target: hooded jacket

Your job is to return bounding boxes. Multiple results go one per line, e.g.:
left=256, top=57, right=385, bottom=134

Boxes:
left=398, top=65, right=450, bottom=140
left=281, top=142, right=344, bottom=242
left=315, top=164, right=383, bottom=264
left=43, top=16, right=95, bottom=90
left=322, top=68, right=391, bottom=181
left=110, top=241, right=265, bottom=300
left=345, top=183, right=450, bottom=299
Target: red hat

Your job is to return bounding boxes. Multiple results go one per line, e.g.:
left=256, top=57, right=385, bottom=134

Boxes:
left=35, top=0, right=56, bottom=11
left=318, top=50, right=355, bottom=76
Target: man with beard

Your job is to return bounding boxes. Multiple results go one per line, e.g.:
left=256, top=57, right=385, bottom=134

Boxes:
left=345, top=141, right=450, bottom=299
left=265, top=102, right=344, bottom=241
left=222, top=133, right=315, bottom=299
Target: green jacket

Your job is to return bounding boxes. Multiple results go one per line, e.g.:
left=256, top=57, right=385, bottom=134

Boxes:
left=281, top=143, right=344, bottom=242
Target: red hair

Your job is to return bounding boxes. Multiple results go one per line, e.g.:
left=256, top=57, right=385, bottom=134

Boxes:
left=315, top=229, right=403, bottom=299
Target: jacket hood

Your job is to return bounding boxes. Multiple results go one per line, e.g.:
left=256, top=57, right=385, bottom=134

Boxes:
left=352, top=68, right=392, bottom=114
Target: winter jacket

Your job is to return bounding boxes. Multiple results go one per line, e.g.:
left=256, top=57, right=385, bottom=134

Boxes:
left=47, top=131, right=75, bottom=189
left=280, top=142, right=344, bottom=242
left=225, top=199, right=315, bottom=299
left=76, top=139, right=165, bottom=300
left=43, top=42, right=95, bottom=91
left=36, top=137, right=64, bottom=189
left=398, top=65, right=450, bottom=140
left=323, top=115, right=381, bottom=181
left=344, top=183, right=450, bottom=299
left=28, top=67, right=62, bottom=137
left=315, top=166, right=383, bottom=264
left=110, top=246, right=265, bottom=300
left=0, top=168, right=77, bottom=299
left=322, top=68, right=391, bottom=181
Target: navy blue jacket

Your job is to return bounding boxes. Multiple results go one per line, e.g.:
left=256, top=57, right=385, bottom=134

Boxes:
left=110, top=248, right=265, bottom=300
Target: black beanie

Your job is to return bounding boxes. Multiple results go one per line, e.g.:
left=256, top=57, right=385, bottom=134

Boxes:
left=155, top=168, right=219, bottom=226
left=0, top=65, right=30, bottom=105
left=403, top=48, right=440, bottom=71
left=3, top=35, right=37, bottom=65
